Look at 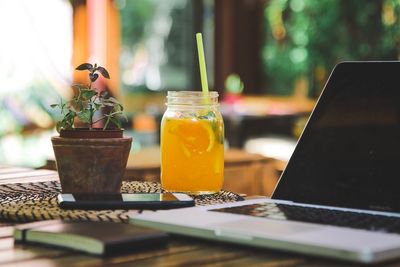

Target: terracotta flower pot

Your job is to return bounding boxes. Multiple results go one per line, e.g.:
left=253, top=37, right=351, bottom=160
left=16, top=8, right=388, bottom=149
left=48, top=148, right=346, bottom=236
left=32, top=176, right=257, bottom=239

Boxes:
left=51, top=128, right=132, bottom=193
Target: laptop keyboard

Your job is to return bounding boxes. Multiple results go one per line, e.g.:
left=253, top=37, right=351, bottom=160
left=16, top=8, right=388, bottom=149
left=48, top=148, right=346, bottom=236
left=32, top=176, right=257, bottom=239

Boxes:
left=211, top=202, right=400, bottom=234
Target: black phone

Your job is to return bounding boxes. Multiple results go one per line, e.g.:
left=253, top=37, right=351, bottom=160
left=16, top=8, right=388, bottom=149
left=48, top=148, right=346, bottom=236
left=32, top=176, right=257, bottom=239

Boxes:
left=57, top=192, right=195, bottom=210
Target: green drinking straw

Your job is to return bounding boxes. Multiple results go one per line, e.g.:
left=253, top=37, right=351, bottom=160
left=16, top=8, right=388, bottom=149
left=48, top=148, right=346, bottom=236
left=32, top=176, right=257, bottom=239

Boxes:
left=196, top=33, right=209, bottom=94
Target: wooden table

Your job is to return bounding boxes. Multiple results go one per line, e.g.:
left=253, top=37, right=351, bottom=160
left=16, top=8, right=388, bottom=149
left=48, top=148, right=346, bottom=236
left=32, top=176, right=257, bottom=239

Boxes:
left=0, top=226, right=381, bottom=267
left=0, top=230, right=386, bottom=267
left=0, top=167, right=399, bottom=266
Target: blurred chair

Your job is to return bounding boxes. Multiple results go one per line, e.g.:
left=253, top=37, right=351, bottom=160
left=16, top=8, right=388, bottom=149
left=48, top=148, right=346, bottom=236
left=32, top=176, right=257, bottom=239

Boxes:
left=244, top=134, right=297, bottom=191
left=244, top=135, right=297, bottom=163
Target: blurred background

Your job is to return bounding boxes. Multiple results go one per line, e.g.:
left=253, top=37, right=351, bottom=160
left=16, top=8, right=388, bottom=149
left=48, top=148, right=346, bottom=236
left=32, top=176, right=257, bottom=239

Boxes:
left=1, top=0, right=400, bottom=168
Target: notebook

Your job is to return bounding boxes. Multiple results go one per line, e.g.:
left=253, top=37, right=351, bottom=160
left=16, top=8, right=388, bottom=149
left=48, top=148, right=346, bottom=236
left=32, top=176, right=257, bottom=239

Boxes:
left=129, top=62, right=400, bottom=263
left=14, top=220, right=169, bottom=256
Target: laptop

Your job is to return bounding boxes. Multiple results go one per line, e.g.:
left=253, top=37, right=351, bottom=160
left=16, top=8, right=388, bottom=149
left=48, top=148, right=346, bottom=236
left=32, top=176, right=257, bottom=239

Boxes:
left=129, top=61, right=400, bottom=263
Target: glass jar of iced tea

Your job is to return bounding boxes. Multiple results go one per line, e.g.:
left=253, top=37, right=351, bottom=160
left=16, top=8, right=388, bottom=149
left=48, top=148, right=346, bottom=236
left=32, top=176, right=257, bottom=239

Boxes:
left=160, top=91, right=224, bottom=194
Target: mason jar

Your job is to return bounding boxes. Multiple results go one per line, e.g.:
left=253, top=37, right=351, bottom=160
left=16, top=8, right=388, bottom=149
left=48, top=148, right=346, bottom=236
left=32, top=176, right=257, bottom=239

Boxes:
left=160, top=91, right=224, bottom=194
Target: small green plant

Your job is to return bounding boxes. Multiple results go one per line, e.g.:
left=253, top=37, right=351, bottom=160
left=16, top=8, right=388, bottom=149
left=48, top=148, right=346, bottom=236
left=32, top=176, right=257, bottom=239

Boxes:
left=51, top=63, right=126, bottom=132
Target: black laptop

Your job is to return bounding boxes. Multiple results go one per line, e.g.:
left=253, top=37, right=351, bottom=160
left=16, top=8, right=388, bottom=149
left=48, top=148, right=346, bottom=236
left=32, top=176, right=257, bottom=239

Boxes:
left=130, top=62, right=400, bottom=263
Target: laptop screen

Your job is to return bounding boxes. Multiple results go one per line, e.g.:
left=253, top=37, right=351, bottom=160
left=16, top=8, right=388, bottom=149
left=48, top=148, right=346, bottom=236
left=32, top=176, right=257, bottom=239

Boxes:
left=273, top=62, right=400, bottom=213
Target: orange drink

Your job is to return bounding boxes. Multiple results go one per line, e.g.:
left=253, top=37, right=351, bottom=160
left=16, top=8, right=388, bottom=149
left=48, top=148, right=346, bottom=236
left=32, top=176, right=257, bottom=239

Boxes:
left=160, top=91, right=224, bottom=194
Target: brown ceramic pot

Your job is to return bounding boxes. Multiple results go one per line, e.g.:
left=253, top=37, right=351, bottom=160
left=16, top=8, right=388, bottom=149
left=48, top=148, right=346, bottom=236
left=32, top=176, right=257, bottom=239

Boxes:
left=51, top=128, right=132, bottom=193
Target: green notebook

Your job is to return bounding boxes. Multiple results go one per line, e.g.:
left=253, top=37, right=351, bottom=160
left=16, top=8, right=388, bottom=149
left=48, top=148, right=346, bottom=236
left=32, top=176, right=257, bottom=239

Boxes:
left=14, top=220, right=169, bottom=256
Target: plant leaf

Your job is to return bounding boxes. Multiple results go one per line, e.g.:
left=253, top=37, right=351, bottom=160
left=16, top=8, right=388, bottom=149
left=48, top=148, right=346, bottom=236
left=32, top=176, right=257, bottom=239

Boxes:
left=103, top=102, right=115, bottom=107
left=57, top=111, right=75, bottom=132
left=99, top=91, right=108, bottom=97
left=113, top=104, right=122, bottom=112
left=97, top=66, right=110, bottom=79
left=76, top=63, right=93, bottom=71
left=118, top=103, right=124, bottom=111
left=77, top=110, right=91, bottom=123
left=119, top=113, right=128, bottom=122
left=51, top=62, right=126, bottom=131
left=89, top=73, right=99, bottom=82
left=107, top=97, right=119, bottom=103
left=56, top=121, right=63, bottom=133
left=80, top=89, right=97, bottom=100
left=73, top=84, right=87, bottom=90
left=108, top=116, right=121, bottom=128
left=93, top=103, right=102, bottom=110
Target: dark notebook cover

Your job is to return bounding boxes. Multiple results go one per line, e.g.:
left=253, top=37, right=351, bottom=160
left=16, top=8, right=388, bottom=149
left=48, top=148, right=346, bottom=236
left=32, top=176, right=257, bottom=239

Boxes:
left=14, top=220, right=169, bottom=256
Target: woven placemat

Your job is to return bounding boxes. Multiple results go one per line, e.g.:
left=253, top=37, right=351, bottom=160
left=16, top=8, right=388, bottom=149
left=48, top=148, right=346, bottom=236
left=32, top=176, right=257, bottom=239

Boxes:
left=0, top=181, right=243, bottom=223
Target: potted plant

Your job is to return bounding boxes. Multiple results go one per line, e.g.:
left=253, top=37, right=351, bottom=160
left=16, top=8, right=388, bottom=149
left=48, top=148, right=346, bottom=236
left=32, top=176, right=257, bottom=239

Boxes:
left=51, top=63, right=132, bottom=193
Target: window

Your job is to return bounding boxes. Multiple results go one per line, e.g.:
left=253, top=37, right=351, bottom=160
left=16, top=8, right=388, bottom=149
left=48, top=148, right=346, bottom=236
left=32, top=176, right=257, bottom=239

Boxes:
left=214, top=0, right=400, bottom=97
left=0, top=0, right=72, bottom=166
left=118, top=0, right=214, bottom=94
left=262, top=0, right=400, bottom=97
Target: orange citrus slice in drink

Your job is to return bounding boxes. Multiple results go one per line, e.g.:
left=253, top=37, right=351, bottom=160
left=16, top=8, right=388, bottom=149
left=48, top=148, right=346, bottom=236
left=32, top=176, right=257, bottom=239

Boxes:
left=173, top=119, right=214, bottom=155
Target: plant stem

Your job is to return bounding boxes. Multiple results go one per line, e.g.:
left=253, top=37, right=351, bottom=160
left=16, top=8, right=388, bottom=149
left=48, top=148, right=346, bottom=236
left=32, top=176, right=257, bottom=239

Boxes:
left=104, top=116, right=111, bottom=130
left=89, top=106, right=93, bottom=129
